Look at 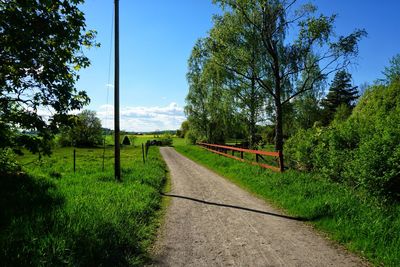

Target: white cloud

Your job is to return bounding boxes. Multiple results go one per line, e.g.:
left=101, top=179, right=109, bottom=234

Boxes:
left=97, top=102, right=186, bottom=132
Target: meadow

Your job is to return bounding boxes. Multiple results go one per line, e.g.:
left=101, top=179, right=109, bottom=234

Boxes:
left=0, top=137, right=167, bottom=266
left=174, top=140, right=400, bottom=266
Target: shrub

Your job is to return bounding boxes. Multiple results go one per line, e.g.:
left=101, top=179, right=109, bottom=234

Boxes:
left=284, top=128, right=319, bottom=171
left=0, top=148, right=21, bottom=174
left=285, top=80, right=400, bottom=199
left=122, top=136, right=131, bottom=145
left=185, top=130, right=197, bottom=145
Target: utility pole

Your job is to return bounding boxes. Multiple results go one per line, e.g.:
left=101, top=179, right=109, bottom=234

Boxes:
left=114, top=0, right=121, bottom=181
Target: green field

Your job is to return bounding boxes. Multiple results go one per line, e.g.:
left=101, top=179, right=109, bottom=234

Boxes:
left=174, top=142, right=400, bottom=266
left=0, top=142, right=167, bottom=266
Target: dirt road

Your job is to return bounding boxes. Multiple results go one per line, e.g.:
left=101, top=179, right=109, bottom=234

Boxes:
left=151, top=147, right=367, bottom=266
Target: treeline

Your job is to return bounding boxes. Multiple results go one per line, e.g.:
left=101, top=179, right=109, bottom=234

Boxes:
left=184, top=0, right=366, bottom=156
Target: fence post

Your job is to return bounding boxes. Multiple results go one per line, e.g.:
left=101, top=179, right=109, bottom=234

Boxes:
left=278, top=150, right=284, bottom=172
left=142, top=143, right=145, bottom=164
left=241, top=151, right=244, bottom=159
left=256, top=154, right=259, bottom=162
left=73, top=149, right=76, bottom=173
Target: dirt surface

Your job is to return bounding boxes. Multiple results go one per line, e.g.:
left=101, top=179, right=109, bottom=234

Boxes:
left=150, top=147, right=368, bottom=267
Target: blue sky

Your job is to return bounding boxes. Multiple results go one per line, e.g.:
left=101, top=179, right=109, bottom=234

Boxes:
left=76, top=0, right=400, bottom=132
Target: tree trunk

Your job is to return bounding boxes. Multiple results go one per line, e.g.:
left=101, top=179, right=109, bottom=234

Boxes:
left=274, top=94, right=285, bottom=171
left=274, top=99, right=284, bottom=151
left=249, top=115, right=255, bottom=149
left=249, top=77, right=257, bottom=149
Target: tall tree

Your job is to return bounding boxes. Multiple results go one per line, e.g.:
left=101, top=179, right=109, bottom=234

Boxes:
left=185, top=39, right=212, bottom=141
left=211, top=0, right=366, bottom=167
left=322, top=70, right=359, bottom=122
left=0, top=0, right=97, bottom=155
left=209, top=11, right=265, bottom=148
left=185, top=39, right=237, bottom=143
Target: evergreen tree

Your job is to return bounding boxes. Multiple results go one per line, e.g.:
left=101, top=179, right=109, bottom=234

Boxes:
left=322, top=70, right=359, bottom=122
left=122, top=136, right=131, bottom=146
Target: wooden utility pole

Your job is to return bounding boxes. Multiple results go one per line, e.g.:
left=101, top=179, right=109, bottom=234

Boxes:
left=114, top=0, right=121, bottom=181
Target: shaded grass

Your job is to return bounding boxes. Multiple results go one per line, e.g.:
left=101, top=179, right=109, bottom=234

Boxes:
left=175, top=143, right=400, bottom=266
left=1, top=145, right=167, bottom=266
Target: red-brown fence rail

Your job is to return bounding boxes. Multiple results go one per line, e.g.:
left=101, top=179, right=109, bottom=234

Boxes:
left=197, top=142, right=283, bottom=172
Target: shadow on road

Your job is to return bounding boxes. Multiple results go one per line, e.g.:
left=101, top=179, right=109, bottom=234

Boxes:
left=161, top=193, right=307, bottom=222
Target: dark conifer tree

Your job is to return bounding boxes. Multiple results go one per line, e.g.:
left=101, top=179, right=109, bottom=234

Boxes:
left=322, top=70, right=359, bottom=122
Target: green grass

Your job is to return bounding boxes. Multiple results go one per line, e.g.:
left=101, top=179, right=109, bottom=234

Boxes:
left=174, top=142, right=400, bottom=266
left=0, top=145, right=167, bottom=266
left=104, top=134, right=175, bottom=147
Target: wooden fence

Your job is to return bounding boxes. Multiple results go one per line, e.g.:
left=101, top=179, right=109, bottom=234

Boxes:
left=197, top=142, right=284, bottom=172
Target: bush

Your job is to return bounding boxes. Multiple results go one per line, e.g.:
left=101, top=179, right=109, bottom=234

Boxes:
left=185, top=130, right=197, bottom=145
left=122, top=136, right=131, bottom=145
left=0, top=148, right=21, bottom=174
left=285, top=80, right=400, bottom=199
left=157, top=134, right=173, bottom=146
left=284, top=128, right=319, bottom=171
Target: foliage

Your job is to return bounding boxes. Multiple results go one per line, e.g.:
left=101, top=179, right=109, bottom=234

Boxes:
left=177, top=120, right=190, bottom=138
left=122, top=135, right=131, bottom=145
left=185, top=39, right=238, bottom=143
left=175, top=142, right=400, bottom=266
left=322, top=70, right=359, bottom=123
left=285, top=80, right=400, bottom=199
left=185, top=130, right=197, bottom=145
left=208, top=0, right=366, bottom=154
left=0, top=148, right=21, bottom=174
left=382, top=53, right=400, bottom=84
left=59, top=110, right=103, bottom=147
left=1, top=145, right=166, bottom=266
left=156, top=134, right=173, bottom=146
left=284, top=127, right=320, bottom=171
left=0, top=0, right=97, bottom=155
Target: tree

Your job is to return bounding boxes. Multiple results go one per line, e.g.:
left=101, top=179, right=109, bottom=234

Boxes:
left=209, top=12, right=266, bottom=148
left=383, top=54, right=400, bottom=84
left=322, top=70, right=359, bottom=123
left=179, top=120, right=190, bottom=138
left=60, top=110, right=103, bottom=147
left=0, top=0, right=97, bottom=155
left=185, top=39, right=238, bottom=143
left=122, top=136, right=131, bottom=145
left=210, top=0, right=366, bottom=165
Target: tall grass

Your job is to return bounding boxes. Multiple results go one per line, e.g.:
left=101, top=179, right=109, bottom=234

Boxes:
left=0, top=145, right=167, bottom=266
left=175, top=143, right=400, bottom=266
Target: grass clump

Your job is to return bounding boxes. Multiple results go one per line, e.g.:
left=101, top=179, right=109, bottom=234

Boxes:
left=175, top=143, right=400, bottom=266
left=0, top=145, right=167, bottom=266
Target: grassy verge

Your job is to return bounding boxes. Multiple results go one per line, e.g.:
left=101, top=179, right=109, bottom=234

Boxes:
left=174, top=143, right=400, bottom=266
left=0, top=145, right=167, bottom=266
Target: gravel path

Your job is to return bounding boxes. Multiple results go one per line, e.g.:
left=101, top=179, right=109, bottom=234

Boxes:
left=150, top=147, right=367, bottom=267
